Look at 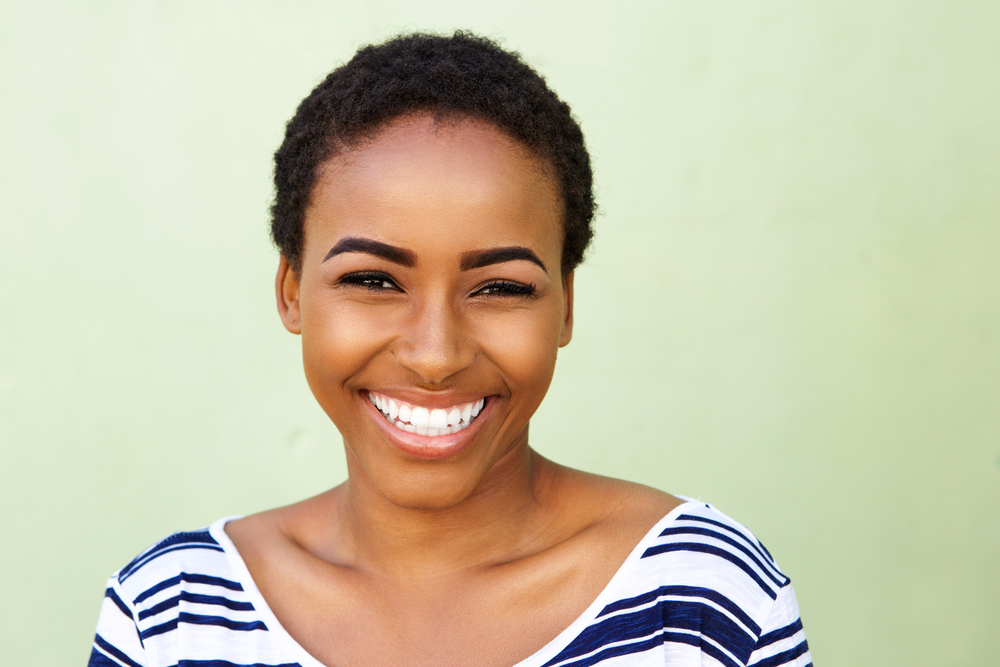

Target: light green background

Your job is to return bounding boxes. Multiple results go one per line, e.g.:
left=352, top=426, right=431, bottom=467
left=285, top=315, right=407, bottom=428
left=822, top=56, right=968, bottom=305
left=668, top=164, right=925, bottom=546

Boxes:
left=2, top=1, right=998, bottom=665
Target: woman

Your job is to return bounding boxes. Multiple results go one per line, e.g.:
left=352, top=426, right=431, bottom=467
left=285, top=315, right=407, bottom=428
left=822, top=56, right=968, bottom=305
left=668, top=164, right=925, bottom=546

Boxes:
left=89, top=32, right=811, bottom=667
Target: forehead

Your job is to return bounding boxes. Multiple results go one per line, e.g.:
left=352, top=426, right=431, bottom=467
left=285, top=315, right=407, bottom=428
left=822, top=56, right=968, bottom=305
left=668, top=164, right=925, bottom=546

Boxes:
left=303, top=115, right=563, bottom=263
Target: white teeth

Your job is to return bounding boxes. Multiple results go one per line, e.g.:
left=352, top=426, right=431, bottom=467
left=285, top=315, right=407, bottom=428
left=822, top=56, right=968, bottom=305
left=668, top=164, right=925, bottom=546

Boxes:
left=411, top=406, right=430, bottom=428
left=429, top=408, right=448, bottom=428
left=369, top=392, right=487, bottom=436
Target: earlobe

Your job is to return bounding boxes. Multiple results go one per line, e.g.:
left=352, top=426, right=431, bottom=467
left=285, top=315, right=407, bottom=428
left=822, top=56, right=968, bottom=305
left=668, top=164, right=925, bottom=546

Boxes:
left=559, top=272, right=574, bottom=347
left=276, top=255, right=302, bottom=335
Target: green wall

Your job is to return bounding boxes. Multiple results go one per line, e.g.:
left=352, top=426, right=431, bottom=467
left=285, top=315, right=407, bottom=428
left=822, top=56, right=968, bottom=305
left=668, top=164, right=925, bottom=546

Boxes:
left=2, top=2, right=998, bottom=664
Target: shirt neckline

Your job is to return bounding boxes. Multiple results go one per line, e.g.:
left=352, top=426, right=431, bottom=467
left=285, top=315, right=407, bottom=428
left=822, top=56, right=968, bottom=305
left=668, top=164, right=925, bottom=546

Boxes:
left=210, top=499, right=700, bottom=667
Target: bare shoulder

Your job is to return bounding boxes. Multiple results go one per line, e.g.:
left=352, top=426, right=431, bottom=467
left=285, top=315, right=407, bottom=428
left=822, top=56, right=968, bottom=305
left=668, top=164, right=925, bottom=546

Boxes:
left=538, top=457, right=684, bottom=544
left=223, top=488, right=341, bottom=563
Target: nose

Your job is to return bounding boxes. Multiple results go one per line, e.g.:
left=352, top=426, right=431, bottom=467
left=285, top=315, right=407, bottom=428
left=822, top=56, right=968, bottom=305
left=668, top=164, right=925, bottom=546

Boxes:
left=394, top=297, right=475, bottom=385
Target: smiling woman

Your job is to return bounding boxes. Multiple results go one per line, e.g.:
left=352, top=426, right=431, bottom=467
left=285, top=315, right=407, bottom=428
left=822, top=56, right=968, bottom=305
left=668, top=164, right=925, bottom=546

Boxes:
left=282, top=117, right=571, bottom=503
left=87, top=32, right=811, bottom=667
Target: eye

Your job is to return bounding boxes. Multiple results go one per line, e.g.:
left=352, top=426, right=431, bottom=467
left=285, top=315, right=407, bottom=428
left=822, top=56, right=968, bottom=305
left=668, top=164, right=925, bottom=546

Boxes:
left=473, top=280, right=536, bottom=297
left=339, top=270, right=401, bottom=293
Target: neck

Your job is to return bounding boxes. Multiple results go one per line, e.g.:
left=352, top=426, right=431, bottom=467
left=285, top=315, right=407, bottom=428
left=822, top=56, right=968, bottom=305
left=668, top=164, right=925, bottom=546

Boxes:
left=332, top=443, right=559, bottom=580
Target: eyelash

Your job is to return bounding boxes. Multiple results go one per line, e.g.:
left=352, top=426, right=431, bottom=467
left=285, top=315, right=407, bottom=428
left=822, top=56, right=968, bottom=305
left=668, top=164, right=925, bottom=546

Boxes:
left=473, top=280, right=537, bottom=297
left=338, top=271, right=400, bottom=292
left=338, top=272, right=536, bottom=298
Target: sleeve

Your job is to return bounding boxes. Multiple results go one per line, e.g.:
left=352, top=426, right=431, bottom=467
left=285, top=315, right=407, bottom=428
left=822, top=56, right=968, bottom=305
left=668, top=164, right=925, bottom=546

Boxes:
left=87, top=577, right=148, bottom=667
left=746, top=582, right=812, bottom=667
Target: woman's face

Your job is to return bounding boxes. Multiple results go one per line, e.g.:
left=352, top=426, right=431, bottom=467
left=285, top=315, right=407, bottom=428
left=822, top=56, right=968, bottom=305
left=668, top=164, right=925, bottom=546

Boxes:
left=277, top=114, right=573, bottom=510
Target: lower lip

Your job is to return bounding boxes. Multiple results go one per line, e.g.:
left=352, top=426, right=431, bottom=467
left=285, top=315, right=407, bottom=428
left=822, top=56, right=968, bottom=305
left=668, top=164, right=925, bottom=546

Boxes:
left=363, top=395, right=492, bottom=460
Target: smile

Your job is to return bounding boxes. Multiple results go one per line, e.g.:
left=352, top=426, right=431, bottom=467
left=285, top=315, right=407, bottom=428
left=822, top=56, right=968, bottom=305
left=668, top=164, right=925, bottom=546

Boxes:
left=367, top=391, right=486, bottom=437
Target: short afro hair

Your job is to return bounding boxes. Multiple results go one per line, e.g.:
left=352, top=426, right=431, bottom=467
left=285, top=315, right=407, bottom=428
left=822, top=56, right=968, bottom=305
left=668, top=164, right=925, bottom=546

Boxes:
left=270, top=31, right=595, bottom=277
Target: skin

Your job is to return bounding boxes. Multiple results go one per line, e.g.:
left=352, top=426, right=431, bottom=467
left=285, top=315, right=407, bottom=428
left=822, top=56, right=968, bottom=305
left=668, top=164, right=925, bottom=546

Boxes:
left=226, top=114, right=681, bottom=667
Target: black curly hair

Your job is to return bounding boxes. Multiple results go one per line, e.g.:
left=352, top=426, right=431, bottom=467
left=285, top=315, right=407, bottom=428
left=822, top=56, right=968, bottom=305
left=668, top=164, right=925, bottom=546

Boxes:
left=270, top=31, right=595, bottom=278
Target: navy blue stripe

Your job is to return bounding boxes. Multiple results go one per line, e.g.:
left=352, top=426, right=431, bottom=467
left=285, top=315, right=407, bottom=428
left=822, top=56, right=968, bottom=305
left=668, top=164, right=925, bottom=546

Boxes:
left=105, top=587, right=133, bottom=619
left=661, top=630, right=701, bottom=648
left=658, top=526, right=786, bottom=587
left=120, top=531, right=218, bottom=579
left=545, top=598, right=757, bottom=666
left=121, top=544, right=225, bottom=583
left=750, top=639, right=810, bottom=666
left=92, top=634, right=144, bottom=667
left=135, top=573, right=244, bottom=604
left=700, top=638, right=743, bottom=667
left=546, top=630, right=669, bottom=667
left=140, top=613, right=267, bottom=640
left=178, top=613, right=267, bottom=632
left=139, top=595, right=182, bottom=620
left=756, top=619, right=803, bottom=649
left=545, top=605, right=662, bottom=664
left=673, top=514, right=779, bottom=571
left=141, top=617, right=179, bottom=639
left=597, top=585, right=760, bottom=637
left=642, top=542, right=778, bottom=599
left=138, top=592, right=256, bottom=620
left=661, top=601, right=756, bottom=663
left=87, top=649, right=122, bottom=667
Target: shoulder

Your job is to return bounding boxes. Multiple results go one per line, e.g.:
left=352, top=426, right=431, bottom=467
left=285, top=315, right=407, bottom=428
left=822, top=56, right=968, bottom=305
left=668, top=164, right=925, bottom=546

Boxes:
left=528, top=495, right=812, bottom=667
left=540, top=459, right=683, bottom=533
left=91, top=520, right=281, bottom=667
left=633, top=501, right=791, bottom=607
left=112, top=521, right=241, bottom=600
left=550, top=500, right=810, bottom=667
left=612, top=501, right=805, bottom=661
left=639, top=502, right=811, bottom=666
left=108, top=520, right=266, bottom=646
left=547, top=464, right=786, bottom=600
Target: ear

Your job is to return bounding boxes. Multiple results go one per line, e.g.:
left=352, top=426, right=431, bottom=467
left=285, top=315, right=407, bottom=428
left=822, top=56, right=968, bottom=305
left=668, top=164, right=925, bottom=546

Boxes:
left=559, top=271, right=574, bottom=347
left=276, top=255, right=302, bottom=334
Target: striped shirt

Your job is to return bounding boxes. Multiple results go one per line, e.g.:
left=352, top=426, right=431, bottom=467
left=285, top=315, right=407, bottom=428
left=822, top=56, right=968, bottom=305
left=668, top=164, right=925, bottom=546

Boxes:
left=88, top=501, right=811, bottom=667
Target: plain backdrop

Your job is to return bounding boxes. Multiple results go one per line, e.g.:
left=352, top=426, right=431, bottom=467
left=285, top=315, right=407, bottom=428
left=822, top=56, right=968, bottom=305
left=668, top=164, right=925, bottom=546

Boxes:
left=2, top=1, right=998, bottom=665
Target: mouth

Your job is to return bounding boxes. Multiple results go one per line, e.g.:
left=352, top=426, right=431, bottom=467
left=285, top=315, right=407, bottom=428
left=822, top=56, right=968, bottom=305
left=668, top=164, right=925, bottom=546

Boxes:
left=367, top=391, right=486, bottom=437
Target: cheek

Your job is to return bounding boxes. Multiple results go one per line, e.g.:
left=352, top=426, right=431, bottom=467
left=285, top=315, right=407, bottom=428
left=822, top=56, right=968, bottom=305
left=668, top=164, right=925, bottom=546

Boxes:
left=299, top=301, right=395, bottom=416
left=472, top=306, right=563, bottom=402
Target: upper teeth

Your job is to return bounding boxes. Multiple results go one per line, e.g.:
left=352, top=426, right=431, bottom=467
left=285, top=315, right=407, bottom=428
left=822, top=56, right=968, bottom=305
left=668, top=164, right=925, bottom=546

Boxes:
left=368, top=392, right=485, bottom=437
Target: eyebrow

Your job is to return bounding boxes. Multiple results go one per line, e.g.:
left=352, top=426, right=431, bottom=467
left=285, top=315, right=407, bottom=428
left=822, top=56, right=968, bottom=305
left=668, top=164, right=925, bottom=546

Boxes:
left=322, top=237, right=547, bottom=274
left=460, top=247, right=548, bottom=274
left=323, top=237, right=416, bottom=266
